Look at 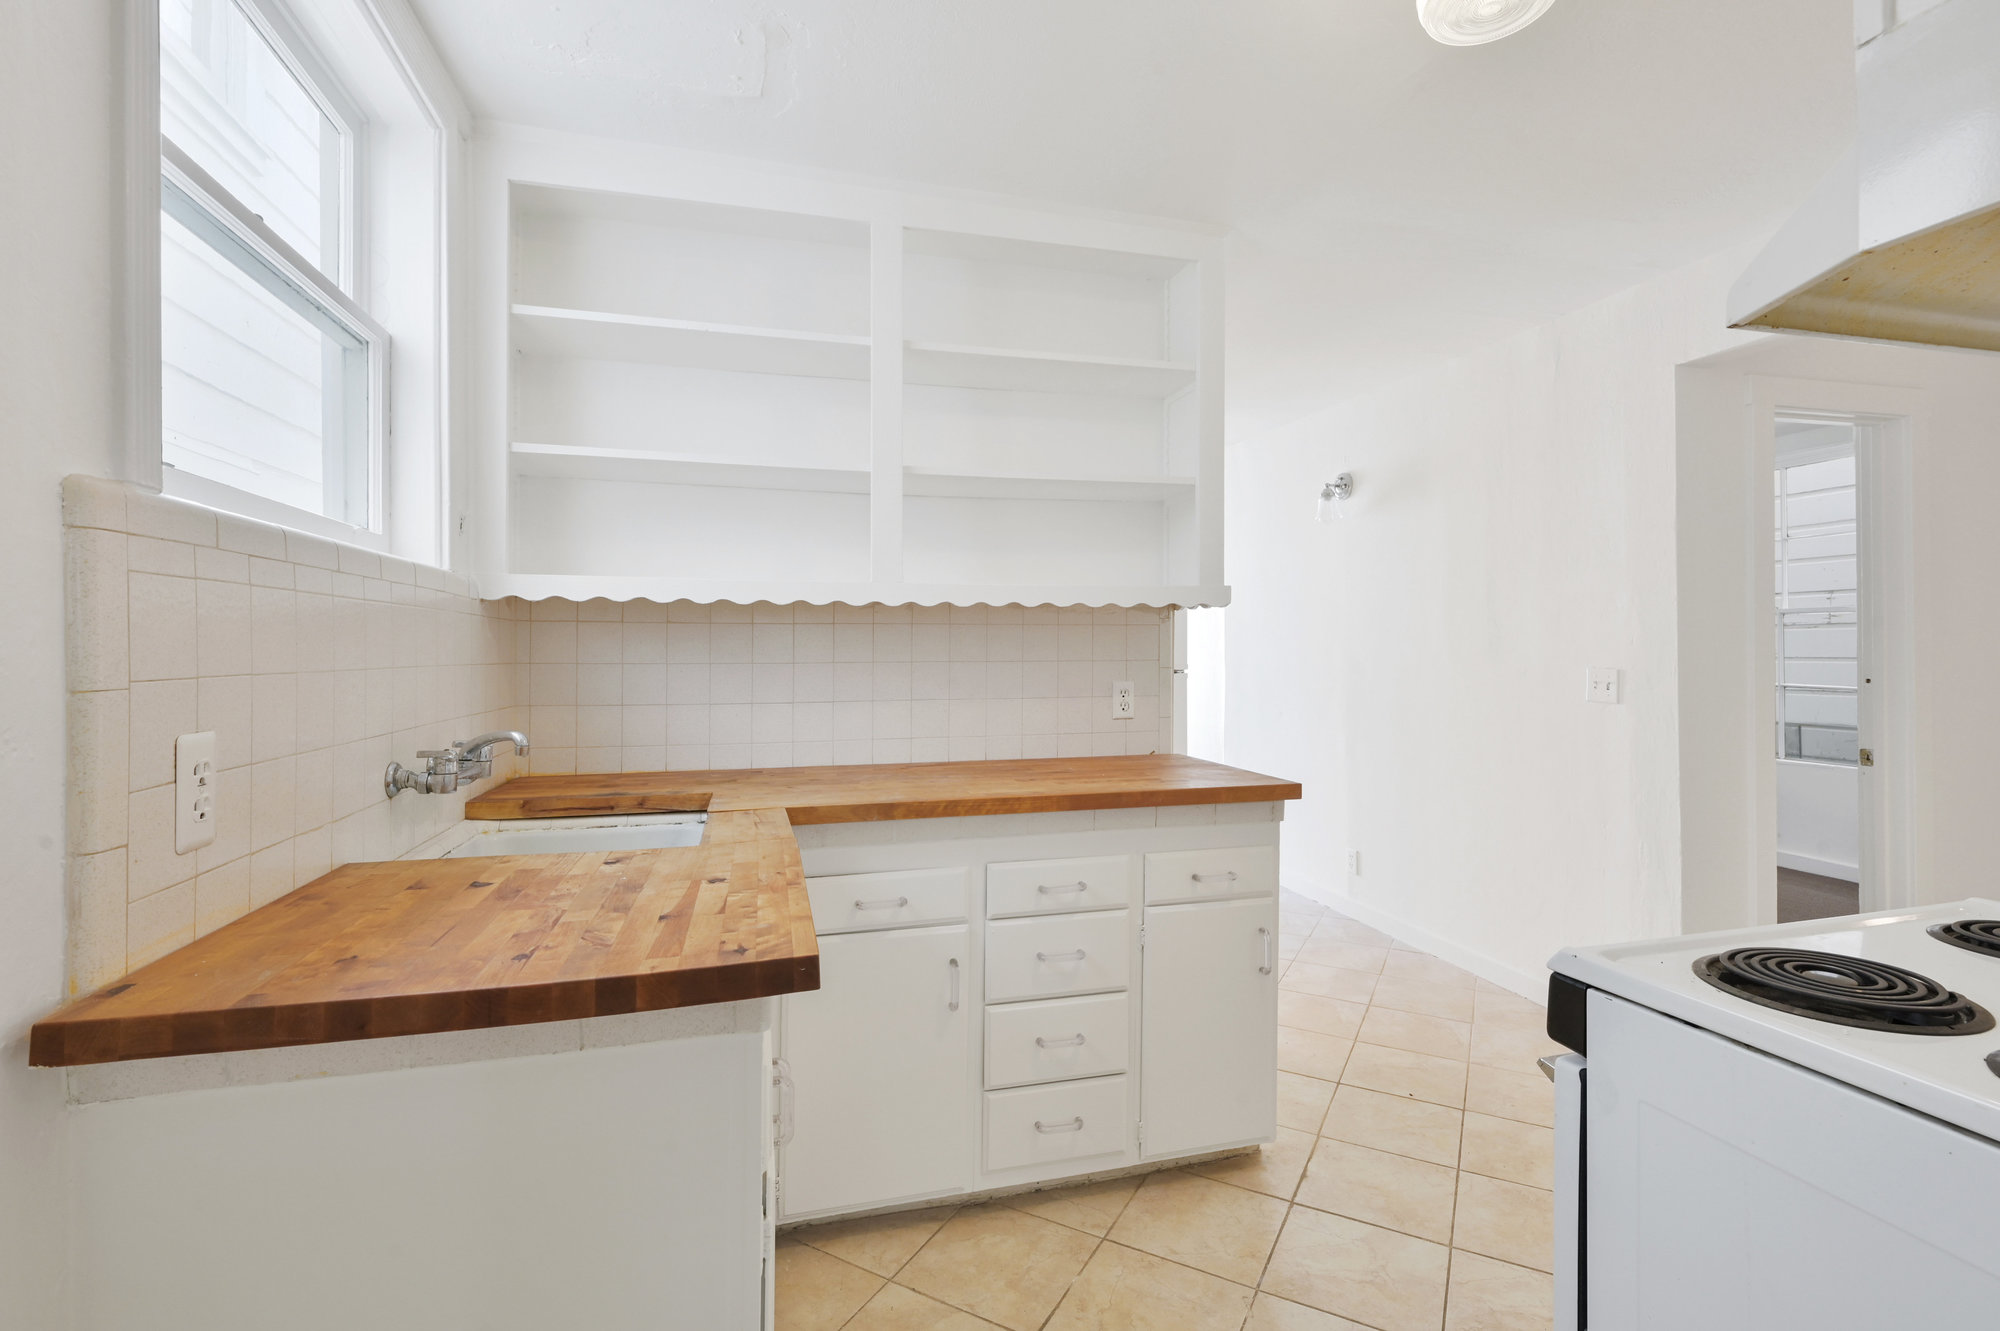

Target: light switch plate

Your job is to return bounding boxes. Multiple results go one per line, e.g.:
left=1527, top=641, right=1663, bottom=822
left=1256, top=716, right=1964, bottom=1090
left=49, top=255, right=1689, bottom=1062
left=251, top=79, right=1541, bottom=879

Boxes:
left=1110, top=680, right=1135, bottom=719
left=1586, top=667, right=1621, bottom=705
left=175, top=731, right=218, bottom=854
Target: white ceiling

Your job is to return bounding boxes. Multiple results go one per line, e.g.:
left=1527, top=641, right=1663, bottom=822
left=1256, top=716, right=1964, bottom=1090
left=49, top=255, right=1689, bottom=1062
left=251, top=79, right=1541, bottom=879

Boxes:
left=406, top=0, right=1855, bottom=439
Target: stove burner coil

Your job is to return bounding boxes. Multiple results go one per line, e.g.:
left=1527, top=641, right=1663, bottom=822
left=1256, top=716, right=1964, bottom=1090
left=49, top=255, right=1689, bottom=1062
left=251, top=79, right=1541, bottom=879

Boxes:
left=1694, top=947, right=1994, bottom=1035
left=1929, top=920, right=2000, bottom=959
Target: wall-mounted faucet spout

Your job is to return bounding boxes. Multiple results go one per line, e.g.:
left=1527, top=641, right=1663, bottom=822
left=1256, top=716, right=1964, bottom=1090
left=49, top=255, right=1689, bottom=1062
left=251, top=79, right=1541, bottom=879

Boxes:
left=384, top=731, right=530, bottom=799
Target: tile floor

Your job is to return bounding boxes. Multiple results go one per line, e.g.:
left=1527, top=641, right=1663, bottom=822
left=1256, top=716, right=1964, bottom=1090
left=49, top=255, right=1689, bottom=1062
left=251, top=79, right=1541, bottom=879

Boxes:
left=776, top=891, right=1566, bottom=1331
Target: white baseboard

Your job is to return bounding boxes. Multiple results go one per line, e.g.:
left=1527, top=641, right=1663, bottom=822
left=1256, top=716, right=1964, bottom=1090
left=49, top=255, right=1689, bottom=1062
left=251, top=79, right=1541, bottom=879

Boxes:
left=1776, top=851, right=1860, bottom=883
left=1282, top=872, right=1549, bottom=1003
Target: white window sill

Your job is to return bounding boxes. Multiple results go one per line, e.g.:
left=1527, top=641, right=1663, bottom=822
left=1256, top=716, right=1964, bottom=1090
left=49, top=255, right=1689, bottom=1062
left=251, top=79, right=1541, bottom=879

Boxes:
left=163, top=466, right=390, bottom=554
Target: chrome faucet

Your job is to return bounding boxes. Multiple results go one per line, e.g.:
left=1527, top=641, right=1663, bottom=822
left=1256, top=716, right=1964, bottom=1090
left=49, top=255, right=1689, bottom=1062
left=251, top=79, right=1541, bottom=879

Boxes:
left=384, top=731, right=530, bottom=798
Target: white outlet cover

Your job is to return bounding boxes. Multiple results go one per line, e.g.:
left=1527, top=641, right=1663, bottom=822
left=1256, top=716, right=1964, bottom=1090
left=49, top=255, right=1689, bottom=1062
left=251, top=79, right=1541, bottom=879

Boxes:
left=1110, top=680, right=1135, bottom=719
left=175, top=731, right=218, bottom=854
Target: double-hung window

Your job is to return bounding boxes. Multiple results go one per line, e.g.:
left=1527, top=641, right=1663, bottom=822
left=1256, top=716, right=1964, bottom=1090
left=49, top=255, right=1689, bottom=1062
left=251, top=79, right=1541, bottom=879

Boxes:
left=159, top=0, right=385, bottom=532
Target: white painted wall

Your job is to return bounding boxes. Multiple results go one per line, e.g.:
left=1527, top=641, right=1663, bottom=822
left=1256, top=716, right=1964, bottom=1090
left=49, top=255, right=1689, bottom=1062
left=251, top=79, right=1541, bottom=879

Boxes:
left=1223, top=246, right=1767, bottom=993
left=0, top=3, right=127, bottom=1321
left=1778, top=760, right=1860, bottom=880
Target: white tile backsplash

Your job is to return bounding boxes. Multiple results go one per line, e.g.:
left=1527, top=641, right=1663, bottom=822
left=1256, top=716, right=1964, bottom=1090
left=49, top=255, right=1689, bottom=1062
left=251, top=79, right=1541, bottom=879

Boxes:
left=61, top=476, right=1180, bottom=995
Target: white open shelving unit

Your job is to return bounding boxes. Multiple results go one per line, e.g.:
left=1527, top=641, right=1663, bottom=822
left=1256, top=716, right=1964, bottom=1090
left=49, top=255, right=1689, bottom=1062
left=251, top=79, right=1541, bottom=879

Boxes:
left=471, top=130, right=1227, bottom=608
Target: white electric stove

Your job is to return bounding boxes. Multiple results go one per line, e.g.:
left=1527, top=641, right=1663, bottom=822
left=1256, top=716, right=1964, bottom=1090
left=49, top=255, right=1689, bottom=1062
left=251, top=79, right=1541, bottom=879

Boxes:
left=1547, top=901, right=2000, bottom=1331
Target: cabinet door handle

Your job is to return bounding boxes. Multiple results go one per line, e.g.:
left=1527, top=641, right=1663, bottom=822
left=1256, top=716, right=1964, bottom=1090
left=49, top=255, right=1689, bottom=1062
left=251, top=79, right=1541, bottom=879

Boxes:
left=1035, top=1033, right=1088, bottom=1049
left=1037, top=881, right=1088, bottom=895
left=1034, top=1117, right=1085, bottom=1134
left=854, top=895, right=910, bottom=911
left=1257, top=926, right=1273, bottom=975
left=1035, top=949, right=1087, bottom=963
left=1191, top=871, right=1239, bottom=885
left=948, top=957, right=961, bottom=1012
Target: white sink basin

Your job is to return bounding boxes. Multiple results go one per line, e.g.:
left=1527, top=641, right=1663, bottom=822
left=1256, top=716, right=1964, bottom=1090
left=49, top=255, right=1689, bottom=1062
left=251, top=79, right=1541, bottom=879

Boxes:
left=437, top=817, right=707, bottom=858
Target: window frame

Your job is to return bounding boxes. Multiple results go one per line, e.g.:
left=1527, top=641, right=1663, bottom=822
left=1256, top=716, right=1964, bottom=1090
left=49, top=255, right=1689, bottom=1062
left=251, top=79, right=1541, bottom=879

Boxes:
left=157, top=0, right=390, bottom=546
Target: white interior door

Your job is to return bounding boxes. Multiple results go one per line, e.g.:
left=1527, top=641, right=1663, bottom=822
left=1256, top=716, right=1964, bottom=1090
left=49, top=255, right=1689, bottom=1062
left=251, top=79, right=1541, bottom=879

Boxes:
left=1140, top=896, right=1277, bottom=1159
left=778, top=924, right=971, bottom=1218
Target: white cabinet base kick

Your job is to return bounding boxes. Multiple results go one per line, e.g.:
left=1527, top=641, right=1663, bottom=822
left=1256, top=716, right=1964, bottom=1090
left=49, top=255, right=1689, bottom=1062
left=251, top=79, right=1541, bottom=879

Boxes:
left=773, top=804, right=1283, bottom=1224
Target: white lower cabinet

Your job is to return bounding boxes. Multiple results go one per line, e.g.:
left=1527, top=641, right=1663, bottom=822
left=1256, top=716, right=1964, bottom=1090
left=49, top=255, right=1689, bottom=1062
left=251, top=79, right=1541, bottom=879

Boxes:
left=780, top=827, right=1280, bottom=1221
left=1140, top=896, right=1279, bottom=1159
left=778, top=923, right=972, bottom=1219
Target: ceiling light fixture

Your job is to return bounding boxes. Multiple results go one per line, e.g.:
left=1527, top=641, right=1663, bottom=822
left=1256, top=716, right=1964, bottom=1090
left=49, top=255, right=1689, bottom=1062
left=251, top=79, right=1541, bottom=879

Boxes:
left=1416, top=0, right=1557, bottom=46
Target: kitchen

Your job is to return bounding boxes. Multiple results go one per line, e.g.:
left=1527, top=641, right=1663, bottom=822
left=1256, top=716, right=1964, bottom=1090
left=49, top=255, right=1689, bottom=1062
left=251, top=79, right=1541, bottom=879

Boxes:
left=3, top=2, right=2000, bottom=1330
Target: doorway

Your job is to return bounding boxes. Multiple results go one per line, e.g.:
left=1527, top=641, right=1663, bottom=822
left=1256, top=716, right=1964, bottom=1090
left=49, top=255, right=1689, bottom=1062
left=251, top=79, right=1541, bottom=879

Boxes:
left=1773, top=416, right=1862, bottom=921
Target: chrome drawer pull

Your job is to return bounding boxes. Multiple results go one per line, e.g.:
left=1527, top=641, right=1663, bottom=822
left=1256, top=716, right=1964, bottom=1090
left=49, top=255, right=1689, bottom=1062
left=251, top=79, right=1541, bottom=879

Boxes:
left=1037, top=881, right=1088, bottom=895
left=1035, top=949, right=1087, bottom=963
left=854, top=895, right=910, bottom=911
left=948, top=957, right=961, bottom=1012
left=1035, top=1033, right=1088, bottom=1049
left=1258, top=926, right=1273, bottom=975
left=1034, top=1117, right=1085, bottom=1134
left=1191, top=871, right=1239, bottom=884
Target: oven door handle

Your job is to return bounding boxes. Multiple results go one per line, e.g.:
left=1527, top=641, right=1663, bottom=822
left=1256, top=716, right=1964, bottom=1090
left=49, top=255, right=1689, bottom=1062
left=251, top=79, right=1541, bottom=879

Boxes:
left=1551, top=1052, right=1587, bottom=1331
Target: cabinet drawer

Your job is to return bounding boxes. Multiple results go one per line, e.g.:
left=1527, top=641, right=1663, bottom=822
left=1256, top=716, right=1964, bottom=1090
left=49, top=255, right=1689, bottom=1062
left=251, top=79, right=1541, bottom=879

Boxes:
left=985, top=911, right=1130, bottom=1002
left=1143, top=845, right=1277, bottom=905
left=806, top=867, right=969, bottom=934
left=985, top=993, right=1130, bottom=1089
left=984, top=1075, right=1129, bottom=1173
left=986, top=855, right=1133, bottom=919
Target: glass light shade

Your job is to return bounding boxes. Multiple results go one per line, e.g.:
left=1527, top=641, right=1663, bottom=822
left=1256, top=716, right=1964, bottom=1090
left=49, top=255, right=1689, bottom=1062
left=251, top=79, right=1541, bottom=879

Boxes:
left=1416, top=0, right=1557, bottom=46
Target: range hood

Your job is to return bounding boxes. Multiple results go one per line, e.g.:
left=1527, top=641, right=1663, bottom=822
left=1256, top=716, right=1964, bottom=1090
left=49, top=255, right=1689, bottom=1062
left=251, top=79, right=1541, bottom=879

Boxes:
left=1728, top=0, right=2000, bottom=352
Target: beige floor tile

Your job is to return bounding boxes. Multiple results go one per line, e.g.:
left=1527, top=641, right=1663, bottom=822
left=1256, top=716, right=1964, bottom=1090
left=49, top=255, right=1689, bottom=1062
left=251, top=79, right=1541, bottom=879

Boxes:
left=1188, top=1126, right=1315, bottom=1199
left=1278, top=1027, right=1354, bottom=1082
left=1464, top=1064, right=1555, bottom=1128
left=1312, top=916, right=1393, bottom=949
left=846, top=1282, right=1004, bottom=1330
left=1379, top=951, right=1479, bottom=990
left=1279, top=888, right=1325, bottom=914
left=1002, top=1175, right=1141, bottom=1237
left=1445, top=1251, right=1555, bottom=1331
left=1276, top=1071, right=1338, bottom=1134
left=896, top=1204, right=1100, bottom=1331
left=1044, top=1241, right=1255, bottom=1330
left=1367, top=975, right=1475, bottom=1022
left=1320, top=1084, right=1463, bottom=1167
left=1295, top=1138, right=1459, bottom=1243
left=1245, top=1291, right=1376, bottom=1330
left=1340, top=1042, right=1469, bottom=1109
left=794, top=1204, right=959, bottom=1277
left=1470, top=1021, right=1567, bottom=1074
left=1359, top=1006, right=1473, bottom=1061
left=1296, top=937, right=1390, bottom=973
left=1453, top=1174, right=1555, bottom=1274
left=1472, top=988, right=1548, bottom=1028
left=1261, top=1207, right=1450, bottom=1331
left=1105, top=1169, right=1289, bottom=1284
left=1460, top=1112, right=1555, bottom=1189
left=775, top=1243, right=885, bottom=1331
left=1281, top=962, right=1380, bottom=1003
left=1280, top=991, right=1367, bottom=1039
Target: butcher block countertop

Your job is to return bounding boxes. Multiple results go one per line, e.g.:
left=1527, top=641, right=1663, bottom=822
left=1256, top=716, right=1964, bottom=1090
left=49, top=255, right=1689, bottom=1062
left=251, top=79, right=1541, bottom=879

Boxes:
left=32, top=755, right=1299, bottom=1067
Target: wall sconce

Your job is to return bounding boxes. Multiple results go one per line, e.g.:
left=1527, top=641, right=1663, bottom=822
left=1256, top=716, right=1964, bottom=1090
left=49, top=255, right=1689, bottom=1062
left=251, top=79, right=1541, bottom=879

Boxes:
left=1316, top=473, right=1354, bottom=523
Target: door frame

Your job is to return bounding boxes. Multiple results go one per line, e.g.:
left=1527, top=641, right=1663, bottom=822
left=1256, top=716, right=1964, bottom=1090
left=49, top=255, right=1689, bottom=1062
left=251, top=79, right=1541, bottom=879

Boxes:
left=1749, top=377, right=1920, bottom=919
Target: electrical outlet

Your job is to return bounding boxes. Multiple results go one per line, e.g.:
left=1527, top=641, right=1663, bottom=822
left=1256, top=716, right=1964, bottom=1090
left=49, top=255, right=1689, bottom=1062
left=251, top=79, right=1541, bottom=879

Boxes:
left=1346, top=849, right=1361, bottom=876
left=1586, top=667, right=1621, bottom=704
left=175, top=731, right=218, bottom=854
left=1111, top=680, right=1135, bottom=720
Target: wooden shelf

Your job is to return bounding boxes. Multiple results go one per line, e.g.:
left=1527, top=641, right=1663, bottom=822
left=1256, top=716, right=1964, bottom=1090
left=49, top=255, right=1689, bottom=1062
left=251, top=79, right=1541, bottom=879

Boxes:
left=513, top=442, right=870, bottom=494
left=512, top=305, right=871, bottom=381
left=903, top=468, right=1195, bottom=503
left=903, top=341, right=1195, bottom=398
